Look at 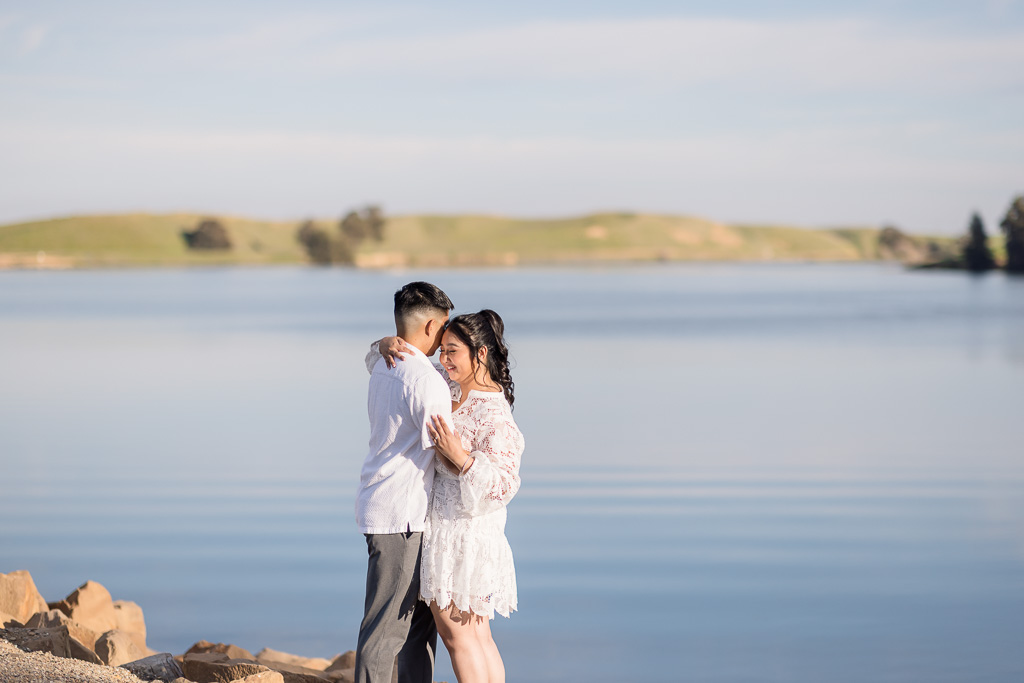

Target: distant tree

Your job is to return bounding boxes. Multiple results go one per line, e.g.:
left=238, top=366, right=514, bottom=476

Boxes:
left=182, top=218, right=232, bottom=250
left=295, top=206, right=385, bottom=266
left=961, top=213, right=996, bottom=272
left=339, top=211, right=369, bottom=244
left=1001, top=195, right=1024, bottom=274
left=365, top=205, right=386, bottom=242
left=339, top=206, right=386, bottom=245
left=296, top=220, right=334, bottom=265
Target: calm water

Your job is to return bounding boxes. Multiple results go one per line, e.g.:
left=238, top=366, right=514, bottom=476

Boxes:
left=1, top=264, right=1023, bottom=682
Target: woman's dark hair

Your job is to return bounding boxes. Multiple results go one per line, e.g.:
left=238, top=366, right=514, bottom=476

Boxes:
left=445, top=309, right=515, bottom=409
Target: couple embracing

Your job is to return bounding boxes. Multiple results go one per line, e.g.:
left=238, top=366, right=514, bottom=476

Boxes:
left=354, top=282, right=524, bottom=683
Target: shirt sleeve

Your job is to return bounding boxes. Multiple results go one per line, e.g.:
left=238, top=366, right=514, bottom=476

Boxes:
left=410, top=374, right=454, bottom=451
left=460, top=407, right=524, bottom=515
left=366, top=342, right=459, bottom=403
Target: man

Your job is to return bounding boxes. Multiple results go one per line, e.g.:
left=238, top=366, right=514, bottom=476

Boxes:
left=355, top=281, right=455, bottom=683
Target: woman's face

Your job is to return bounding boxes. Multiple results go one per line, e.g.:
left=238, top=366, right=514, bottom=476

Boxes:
left=438, top=330, right=477, bottom=385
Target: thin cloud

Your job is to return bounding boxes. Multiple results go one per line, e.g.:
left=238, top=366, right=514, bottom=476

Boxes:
left=174, top=15, right=1024, bottom=95
left=19, top=24, right=48, bottom=55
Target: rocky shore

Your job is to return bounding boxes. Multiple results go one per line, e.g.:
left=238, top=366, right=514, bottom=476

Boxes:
left=0, top=570, right=368, bottom=683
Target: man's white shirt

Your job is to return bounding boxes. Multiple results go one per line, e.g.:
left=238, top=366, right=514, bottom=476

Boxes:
left=355, top=345, right=453, bottom=534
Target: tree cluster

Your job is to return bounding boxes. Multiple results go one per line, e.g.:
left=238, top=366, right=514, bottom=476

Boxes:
left=182, top=219, right=232, bottom=250
left=1001, top=196, right=1024, bottom=274
left=944, top=194, right=1024, bottom=273
left=961, top=213, right=996, bottom=272
left=296, top=205, right=386, bottom=265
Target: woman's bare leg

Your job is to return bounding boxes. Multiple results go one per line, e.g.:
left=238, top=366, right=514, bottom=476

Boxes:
left=476, top=616, right=504, bottom=683
left=430, top=601, right=502, bottom=683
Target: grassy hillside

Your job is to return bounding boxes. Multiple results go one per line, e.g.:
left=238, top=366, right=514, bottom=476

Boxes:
left=0, top=211, right=894, bottom=269
left=354, top=213, right=883, bottom=267
left=0, top=213, right=304, bottom=268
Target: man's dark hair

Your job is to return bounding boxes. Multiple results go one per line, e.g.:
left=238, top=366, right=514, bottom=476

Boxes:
left=394, top=281, right=454, bottom=323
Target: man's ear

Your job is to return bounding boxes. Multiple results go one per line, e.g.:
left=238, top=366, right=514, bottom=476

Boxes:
left=425, top=317, right=440, bottom=338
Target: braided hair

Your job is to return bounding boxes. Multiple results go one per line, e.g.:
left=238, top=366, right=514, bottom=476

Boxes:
left=444, top=309, right=515, bottom=409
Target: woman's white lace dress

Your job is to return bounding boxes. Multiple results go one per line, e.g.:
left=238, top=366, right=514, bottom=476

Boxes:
left=420, top=389, right=525, bottom=619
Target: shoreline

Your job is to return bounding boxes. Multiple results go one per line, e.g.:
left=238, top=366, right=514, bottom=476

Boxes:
left=0, top=571, right=364, bottom=683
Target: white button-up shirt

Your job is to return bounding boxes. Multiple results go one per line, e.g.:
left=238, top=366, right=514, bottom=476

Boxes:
left=355, top=345, right=453, bottom=534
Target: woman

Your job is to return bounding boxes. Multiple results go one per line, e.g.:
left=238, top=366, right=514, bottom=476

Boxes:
left=375, top=310, right=523, bottom=683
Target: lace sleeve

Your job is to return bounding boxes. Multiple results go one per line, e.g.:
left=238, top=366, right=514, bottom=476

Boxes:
left=432, top=360, right=462, bottom=402
left=365, top=339, right=384, bottom=374
left=460, top=408, right=524, bottom=515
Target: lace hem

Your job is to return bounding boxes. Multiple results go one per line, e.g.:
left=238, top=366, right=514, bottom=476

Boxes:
left=420, top=587, right=517, bottom=620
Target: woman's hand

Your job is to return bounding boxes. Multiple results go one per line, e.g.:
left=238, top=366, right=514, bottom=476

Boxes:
left=379, top=336, right=414, bottom=369
left=428, top=414, right=472, bottom=472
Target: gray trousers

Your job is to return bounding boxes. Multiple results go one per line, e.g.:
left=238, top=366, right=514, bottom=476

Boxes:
left=355, top=532, right=438, bottom=683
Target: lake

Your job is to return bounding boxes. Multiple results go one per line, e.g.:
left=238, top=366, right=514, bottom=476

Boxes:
left=1, top=264, right=1023, bottom=682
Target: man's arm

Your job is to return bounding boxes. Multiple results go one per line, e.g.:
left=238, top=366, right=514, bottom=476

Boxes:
left=410, top=374, right=454, bottom=451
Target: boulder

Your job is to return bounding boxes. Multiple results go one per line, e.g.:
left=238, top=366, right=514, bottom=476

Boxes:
left=183, top=651, right=275, bottom=683
left=0, top=625, right=71, bottom=658
left=0, top=570, right=49, bottom=624
left=256, top=647, right=331, bottom=671
left=324, top=651, right=356, bottom=683
left=326, top=651, right=355, bottom=672
left=113, top=599, right=148, bottom=651
left=95, top=628, right=147, bottom=666
left=261, top=661, right=331, bottom=683
left=69, top=635, right=103, bottom=664
left=26, top=608, right=102, bottom=650
left=0, top=610, right=22, bottom=628
left=120, top=652, right=186, bottom=682
left=325, top=668, right=355, bottom=683
left=53, top=580, right=120, bottom=636
left=235, top=672, right=286, bottom=683
left=185, top=639, right=255, bottom=661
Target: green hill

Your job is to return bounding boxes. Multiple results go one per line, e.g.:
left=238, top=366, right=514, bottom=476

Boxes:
left=0, top=211, right=903, bottom=269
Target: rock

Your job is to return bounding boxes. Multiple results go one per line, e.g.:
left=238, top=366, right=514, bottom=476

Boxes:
left=0, top=570, right=49, bottom=624
left=69, top=635, right=103, bottom=664
left=325, top=651, right=355, bottom=672
left=53, top=580, right=120, bottom=636
left=261, top=661, right=331, bottom=683
left=182, top=651, right=274, bottom=683
left=256, top=647, right=331, bottom=671
left=185, top=639, right=255, bottom=661
left=26, top=608, right=102, bottom=650
left=0, top=610, right=22, bottom=628
left=120, top=652, right=186, bottom=682
left=235, top=672, right=286, bottom=683
left=323, top=651, right=355, bottom=683
left=96, top=628, right=147, bottom=666
left=0, top=625, right=72, bottom=658
left=324, top=667, right=355, bottom=683
left=113, top=600, right=148, bottom=651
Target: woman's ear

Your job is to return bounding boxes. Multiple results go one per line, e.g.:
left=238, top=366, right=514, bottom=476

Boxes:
left=478, top=346, right=488, bottom=363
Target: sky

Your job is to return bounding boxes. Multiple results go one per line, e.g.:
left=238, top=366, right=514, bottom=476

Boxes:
left=1, top=0, right=1023, bottom=234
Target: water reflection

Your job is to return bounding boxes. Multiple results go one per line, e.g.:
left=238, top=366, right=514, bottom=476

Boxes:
left=1, top=264, right=1022, bottom=682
